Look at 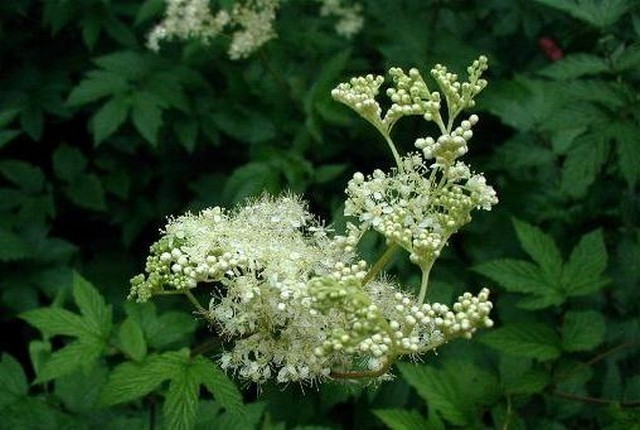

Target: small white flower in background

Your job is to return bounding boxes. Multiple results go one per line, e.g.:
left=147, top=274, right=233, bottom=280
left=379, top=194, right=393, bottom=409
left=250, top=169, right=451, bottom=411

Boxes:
left=148, top=0, right=364, bottom=60
left=130, top=57, right=496, bottom=384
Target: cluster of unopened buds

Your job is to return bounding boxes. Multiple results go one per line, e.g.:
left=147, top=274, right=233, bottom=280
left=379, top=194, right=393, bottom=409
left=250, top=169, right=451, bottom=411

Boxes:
left=130, top=56, right=496, bottom=384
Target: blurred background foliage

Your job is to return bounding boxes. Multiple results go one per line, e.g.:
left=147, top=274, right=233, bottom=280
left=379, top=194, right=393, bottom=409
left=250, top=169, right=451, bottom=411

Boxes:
left=0, top=0, right=639, bottom=428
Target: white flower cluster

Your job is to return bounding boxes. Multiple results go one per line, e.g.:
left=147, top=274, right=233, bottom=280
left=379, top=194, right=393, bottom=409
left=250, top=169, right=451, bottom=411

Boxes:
left=147, top=0, right=278, bottom=60
left=130, top=57, right=496, bottom=384
left=318, top=0, right=364, bottom=39
left=130, top=194, right=492, bottom=383
left=148, top=0, right=363, bottom=60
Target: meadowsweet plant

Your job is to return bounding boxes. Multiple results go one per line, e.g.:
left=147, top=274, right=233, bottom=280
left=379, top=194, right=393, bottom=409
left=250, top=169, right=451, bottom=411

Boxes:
left=148, top=0, right=363, bottom=59
left=130, top=56, right=497, bottom=384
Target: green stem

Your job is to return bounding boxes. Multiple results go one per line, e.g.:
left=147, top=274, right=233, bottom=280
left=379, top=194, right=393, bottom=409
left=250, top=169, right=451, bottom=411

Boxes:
left=417, top=261, right=434, bottom=305
left=184, top=290, right=206, bottom=312
left=363, top=243, right=399, bottom=285
left=375, top=127, right=404, bottom=173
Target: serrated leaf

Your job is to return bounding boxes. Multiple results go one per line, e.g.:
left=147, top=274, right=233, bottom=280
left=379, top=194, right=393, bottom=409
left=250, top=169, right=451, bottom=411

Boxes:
left=561, top=310, right=606, bottom=351
left=539, top=53, right=609, bottom=79
left=55, top=365, right=107, bottom=413
left=499, top=356, right=550, bottom=396
left=72, top=272, right=112, bottom=338
left=480, top=322, right=561, bottom=360
left=118, top=318, right=147, bottom=362
left=100, top=350, right=187, bottom=406
left=512, top=219, right=563, bottom=279
left=560, top=132, right=609, bottom=198
left=192, top=356, right=243, bottom=416
left=396, top=364, right=466, bottom=426
left=36, top=339, right=105, bottom=383
left=52, top=145, right=87, bottom=182
left=561, top=229, right=608, bottom=296
left=397, top=361, right=498, bottom=427
left=533, top=0, right=631, bottom=28
left=92, top=95, right=130, bottom=145
left=67, top=70, right=129, bottom=106
left=164, top=365, right=200, bottom=430
left=373, top=409, right=429, bottom=430
left=20, top=307, right=87, bottom=338
left=28, top=340, right=51, bottom=381
left=131, top=92, right=162, bottom=145
left=0, top=353, right=28, bottom=410
left=66, top=174, right=107, bottom=211
left=473, top=259, right=563, bottom=308
left=0, top=228, right=31, bottom=261
left=0, top=160, right=45, bottom=193
left=80, top=8, right=102, bottom=50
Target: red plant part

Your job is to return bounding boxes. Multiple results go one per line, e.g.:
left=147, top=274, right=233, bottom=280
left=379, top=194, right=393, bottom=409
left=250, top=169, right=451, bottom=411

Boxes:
left=539, top=37, right=564, bottom=61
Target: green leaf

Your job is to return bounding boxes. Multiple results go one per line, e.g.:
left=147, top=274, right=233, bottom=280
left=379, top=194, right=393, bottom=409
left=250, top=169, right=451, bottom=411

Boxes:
left=532, top=0, right=631, bottom=28
left=36, top=339, right=105, bottom=383
left=126, top=302, right=197, bottom=349
left=135, top=0, right=165, bottom=25
left=118, top=318, right=147, bottom=362
left=373, top=409, right=430, bottom=430
left=164, top=365, right=200, bottom=430
left=0, top=353, right=28, bottom=410
left=55, top=365, right=107, bottom=413
left=480, top=322, right=562, bottom=360
left=512, top=219, right=563, bottom=279
left=0, top=108, right=19, bottom=127
left=612, top=121, right=640, bottom=188
left=499, top=356, right=550, bottom=396
left=28, top=340, right=51, bottom=378
left=561, top=310, right=606, bottom=352
left=192, top=356, right=243, bottom=416
left=561, top=229, right=608, bottom=296
left=396, top=364, right=466, bottom=426
left=92, top=95, right=130, bottom=145
left=80, top=7, right=102, bottom=50
left=473, top=259, right=564, bottom=308
left=72, top=272, right=112, bottom=337
left=93, top=51, right=149, bottom=81
left=560, top=132, right=609, bottom=198
left=539, top=53, right=609, bottom=79
left=20, top=308, right=87, bottom=338
left=131, top=92, right=163, bottom=145
left=0, top=228, right=31, bottom=261
left=67, top=70, right=129, bottom=106
left=0, top=160, right=45, bottom=193
left=174, top=119, right=199, bottom=152
left=397, top=361, right=498, bottom=427
left=52, top=145, right=87, bottom=182
left=314, top=164, right=347, bottom=184
left=211, top=108, right=276, bottom=144
left=0, top=130, right=20, bottom=148
left=223, top=162, right=280, bottom=204
left=66, top=174, right=107, bottom=211
left=100, top=350, right=187, bottom=406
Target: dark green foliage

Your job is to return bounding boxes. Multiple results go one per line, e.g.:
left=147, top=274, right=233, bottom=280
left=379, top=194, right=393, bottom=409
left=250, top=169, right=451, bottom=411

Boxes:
left=1, top=0, right=639, bottom=429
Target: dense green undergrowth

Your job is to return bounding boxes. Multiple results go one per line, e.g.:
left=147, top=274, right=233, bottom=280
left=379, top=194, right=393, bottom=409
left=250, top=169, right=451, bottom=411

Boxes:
left=1, top=1, right=639, bottom=429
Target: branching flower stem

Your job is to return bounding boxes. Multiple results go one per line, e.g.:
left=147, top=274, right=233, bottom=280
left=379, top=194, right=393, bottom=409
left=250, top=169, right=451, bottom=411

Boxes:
left=417, top=261, right=434, bottom=305
left=363, top=243, right=400, bottom=285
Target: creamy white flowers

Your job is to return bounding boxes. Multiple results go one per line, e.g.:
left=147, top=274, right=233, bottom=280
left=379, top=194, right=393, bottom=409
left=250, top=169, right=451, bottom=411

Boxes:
left=148, top=0, right=364, bottom=59
left=130, top=57, right=496, bottom=384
